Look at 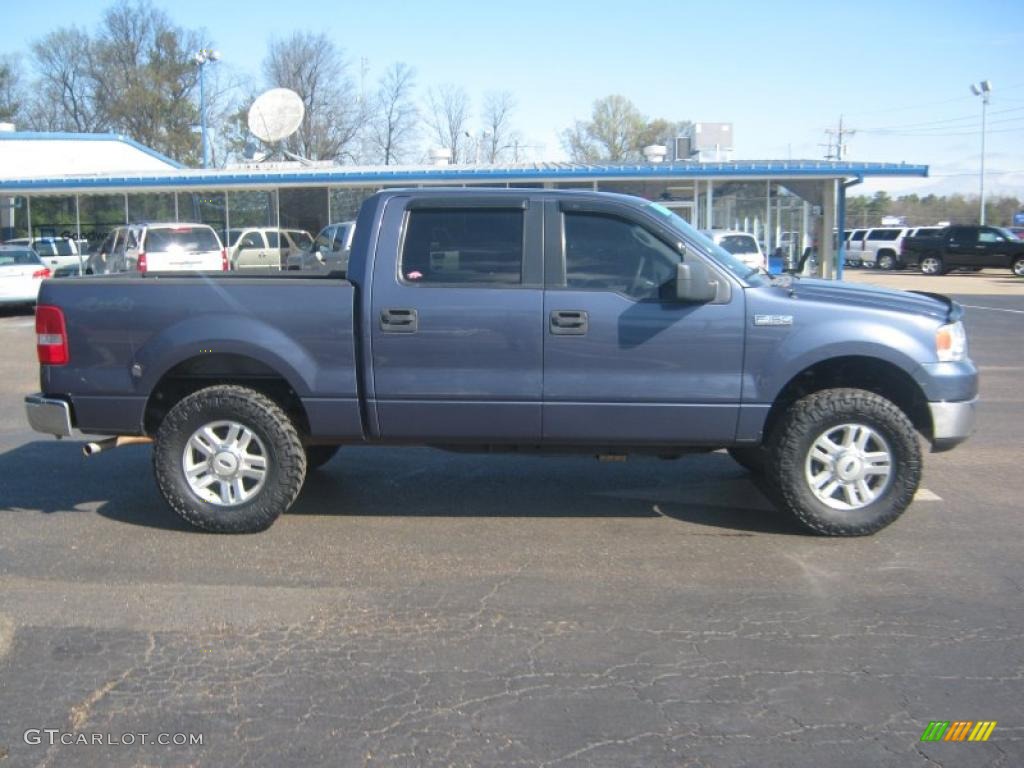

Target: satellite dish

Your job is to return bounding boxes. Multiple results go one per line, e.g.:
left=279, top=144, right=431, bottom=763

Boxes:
left=247, top=88, right=305, bottom=143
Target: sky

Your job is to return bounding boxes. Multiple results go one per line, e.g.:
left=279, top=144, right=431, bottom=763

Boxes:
left=4, top=0, right=1023, bottom=197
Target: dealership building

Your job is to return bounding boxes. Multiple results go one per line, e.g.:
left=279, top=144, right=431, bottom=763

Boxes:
left=0, top=130, right=929, bottom=278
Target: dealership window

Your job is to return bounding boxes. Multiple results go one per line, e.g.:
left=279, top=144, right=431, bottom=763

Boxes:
left=401, top=208, right=524, bottom=285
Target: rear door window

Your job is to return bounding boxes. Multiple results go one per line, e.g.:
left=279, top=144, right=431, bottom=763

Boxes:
left=401, top=208, right=524, bottom=285
left=265, top=231, right=280, bottom=248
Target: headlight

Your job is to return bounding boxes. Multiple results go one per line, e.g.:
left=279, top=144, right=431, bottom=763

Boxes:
left=936, top=321, right=967, bottom=362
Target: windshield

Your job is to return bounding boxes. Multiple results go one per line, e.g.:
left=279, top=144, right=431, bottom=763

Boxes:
left=145, top=226, right=221, bottom=253
left=646, top=203, right=767, bottom=285
left=996, top=227, right=1017, bottom=240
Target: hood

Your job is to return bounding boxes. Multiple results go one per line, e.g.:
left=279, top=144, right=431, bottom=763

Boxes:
left=769, top=277, right=956, bottom=322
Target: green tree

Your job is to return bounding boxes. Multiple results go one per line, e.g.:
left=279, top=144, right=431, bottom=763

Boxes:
left=0, top=54, right=23, bottom=123
left=562, top=96, right=689, bottom=163
left=90, top=0, right=205, bottom=164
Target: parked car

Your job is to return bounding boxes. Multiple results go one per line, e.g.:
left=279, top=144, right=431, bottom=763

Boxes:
left=845, top=229, right=867, bottom=267
left=901, top=225, right=1024, bottom=276
left=3, top=236, right=83, bottom=276
left=286, top=221, right=356, bottom=272
left=699, top=229, right=766, bottom=272
left=225, top=227, right=314, bottom=270
left=0, top=246, right=50, bottom=306
left=848, top=227, right=912, bottom=270
left=26, top=189, right=977, bottom=537
left=85, top=223, right=227, bottom=273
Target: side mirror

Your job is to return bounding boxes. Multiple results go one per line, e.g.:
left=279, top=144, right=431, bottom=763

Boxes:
left=675, top=261, right=718, bottom=303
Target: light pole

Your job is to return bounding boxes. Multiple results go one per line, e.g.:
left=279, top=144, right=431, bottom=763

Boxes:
left=970, top=79, right=992, bottom=225
left=194, top=49, right=221, bottom=168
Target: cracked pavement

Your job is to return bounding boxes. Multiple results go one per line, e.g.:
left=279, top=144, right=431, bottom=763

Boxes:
left=0, top=288, right=1022, bottom=767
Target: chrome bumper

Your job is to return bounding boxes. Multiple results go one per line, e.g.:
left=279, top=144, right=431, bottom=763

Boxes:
left=25, top=394, right=73, bottom=437
left=929, top=397, right=977, bottom=451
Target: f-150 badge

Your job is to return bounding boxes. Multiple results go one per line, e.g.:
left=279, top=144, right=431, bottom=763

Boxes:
left=754, top=314, right=794, bottom=326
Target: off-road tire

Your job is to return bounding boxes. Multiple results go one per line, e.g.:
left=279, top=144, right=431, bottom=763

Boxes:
left=153, top=385, right=307, bottom=533
left=306, top=445, right=341, bottom=469
left=727, top=445, right=769, bottom=475
left=771, top=388, right=921, bottom=536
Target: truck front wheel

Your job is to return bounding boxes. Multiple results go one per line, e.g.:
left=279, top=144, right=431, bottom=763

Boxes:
left=153, top=385, right=307, bottom=532
left=772, top=388, right=921, bottom=536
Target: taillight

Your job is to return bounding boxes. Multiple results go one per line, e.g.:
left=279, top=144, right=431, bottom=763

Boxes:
left=36, top=305, right=69, bottom=365
left=221, top=248, right=229, bottom=271
left=137, top=253, right=147, bottom=273
left=32, top=268, right=51, bottom=279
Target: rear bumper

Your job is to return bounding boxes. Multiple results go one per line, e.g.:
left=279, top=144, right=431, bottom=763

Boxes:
left=25, top=394, right=73, bottom=437
left=928, top=397, right=978, bottom=452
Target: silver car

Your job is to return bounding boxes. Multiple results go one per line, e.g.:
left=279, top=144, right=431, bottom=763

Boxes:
left=286, top=221, right=355, bottom=272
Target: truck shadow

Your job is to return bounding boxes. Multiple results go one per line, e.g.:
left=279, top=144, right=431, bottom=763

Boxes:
left=0, top=442, right=804, bottom=535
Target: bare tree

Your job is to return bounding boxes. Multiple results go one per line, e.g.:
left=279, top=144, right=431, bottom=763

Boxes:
left=0, top=55, right=23, bottom=123
left=91, top=0, right=205, bottom=163
left=425, top=84, right=471, bottom=163
left=480, top=91, right=520, bottom=163
left=369, top=62, right=417, bottom=165
left=28, top=28, right=103, bottom=132
left=263, top=31, right=363, bottom=162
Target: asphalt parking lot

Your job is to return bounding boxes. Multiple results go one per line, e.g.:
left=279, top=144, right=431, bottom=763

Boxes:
left=0, top=272, right=1021, bottom=767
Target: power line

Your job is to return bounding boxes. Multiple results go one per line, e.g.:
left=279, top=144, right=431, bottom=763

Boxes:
left=822, top=115, right=856, bottom=159
left=862, top=104, right=1024, bottom=133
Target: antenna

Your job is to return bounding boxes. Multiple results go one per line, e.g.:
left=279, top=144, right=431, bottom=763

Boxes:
left=247, top=88, right=305, bottom=144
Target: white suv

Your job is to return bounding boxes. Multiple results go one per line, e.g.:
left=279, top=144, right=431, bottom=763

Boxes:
left=700, top=229, right=766, bottom=272
left=90, top=223, right=227, bottom=274
left=850, top=227, right=912, bottom=270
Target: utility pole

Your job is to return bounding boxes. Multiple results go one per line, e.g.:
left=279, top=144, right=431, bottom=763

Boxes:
left=823, top=115, right=856, bottom=160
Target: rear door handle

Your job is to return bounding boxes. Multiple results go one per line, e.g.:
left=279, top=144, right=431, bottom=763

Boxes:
left=380, top=308, right=418, bottom=333
left=550, top=310, right=588, bottom=335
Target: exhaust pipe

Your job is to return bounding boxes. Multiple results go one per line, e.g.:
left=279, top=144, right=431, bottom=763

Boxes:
left=83, top=436, right=153, bottom=457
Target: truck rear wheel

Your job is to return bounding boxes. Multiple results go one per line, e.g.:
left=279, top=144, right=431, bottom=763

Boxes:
left=153, top=385, right=307, bottom=533
left=771, top=388, right=921, bottom=536
left=877, top=251, right=897, bottom=270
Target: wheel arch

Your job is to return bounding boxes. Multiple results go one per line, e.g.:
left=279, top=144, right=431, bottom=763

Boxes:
left=761, top=355, right=932, bottom=445
left=143, top=352, right=311, bottom=437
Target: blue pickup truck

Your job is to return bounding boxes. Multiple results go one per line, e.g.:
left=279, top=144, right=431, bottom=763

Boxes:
left=25, top=189, right=978, bottom=535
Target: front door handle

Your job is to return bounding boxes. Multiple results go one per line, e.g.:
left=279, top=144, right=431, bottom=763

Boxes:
left=550, top=310, right=588, bottom=335
left=380, top=308, right=418, bottom=333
